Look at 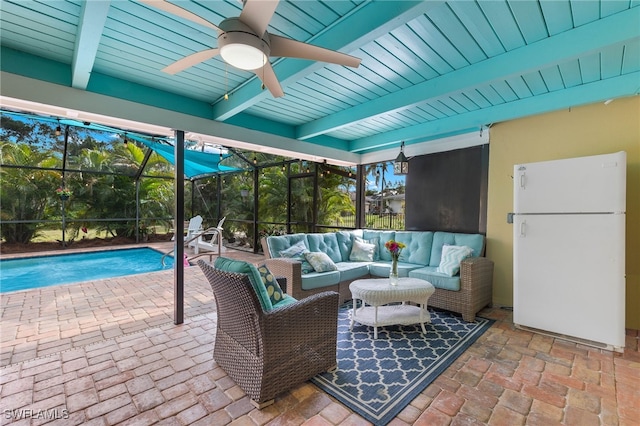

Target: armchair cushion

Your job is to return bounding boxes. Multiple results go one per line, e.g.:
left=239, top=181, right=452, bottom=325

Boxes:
left=214, top=257, right=272, bottom=311
left=257, top=264, right=285, bottom=305
left=198, top=260, right=338, bottom=405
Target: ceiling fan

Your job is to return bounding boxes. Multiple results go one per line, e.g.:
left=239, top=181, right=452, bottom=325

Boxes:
left=140, top=0, right=362, bottom=98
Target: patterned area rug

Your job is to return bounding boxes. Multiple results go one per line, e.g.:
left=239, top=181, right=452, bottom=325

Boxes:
left=311, top=303, right=494, bottom=425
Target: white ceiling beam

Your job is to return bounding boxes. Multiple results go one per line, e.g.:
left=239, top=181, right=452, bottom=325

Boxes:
left=72, top=0, right=111, bottom=89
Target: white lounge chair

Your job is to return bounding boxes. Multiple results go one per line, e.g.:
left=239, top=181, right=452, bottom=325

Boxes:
left=194, top=217, right=226, bottom=255
left=184, top=215, right=204, bottom=250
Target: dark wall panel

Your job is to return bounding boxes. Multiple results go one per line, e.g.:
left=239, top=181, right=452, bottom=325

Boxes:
left=405, top=145, right=488, bottom=234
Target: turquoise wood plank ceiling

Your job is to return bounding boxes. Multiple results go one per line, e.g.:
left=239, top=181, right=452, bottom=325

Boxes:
left=1, top=0, right=639, bottom=159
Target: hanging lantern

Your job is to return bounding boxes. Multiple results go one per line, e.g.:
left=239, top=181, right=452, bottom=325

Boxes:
left=393, top=141, right=409, bottom=175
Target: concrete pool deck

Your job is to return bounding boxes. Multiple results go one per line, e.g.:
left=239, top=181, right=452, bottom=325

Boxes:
left=0, top=242, right=639, bottom=425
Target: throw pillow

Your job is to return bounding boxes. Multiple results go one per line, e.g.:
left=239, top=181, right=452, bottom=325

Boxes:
left=356, top=236, right=379, bottom=260
left=257, top=264, right=284, bottom=305
left=278, top=240, right=314, bottom=273
left=213, top=257, right=273, bottom=311
left=436, top=245, right=474, bottom=276
left=349, top=238, right=376, bottom=262
left=304, top=252, right=338, bottom=273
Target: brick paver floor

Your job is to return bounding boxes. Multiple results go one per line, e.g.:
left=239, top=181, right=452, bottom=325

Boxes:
left=1, top=244, right=639, bottom=425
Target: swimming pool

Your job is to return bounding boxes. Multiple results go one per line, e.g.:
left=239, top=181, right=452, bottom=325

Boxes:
left=0, top=247, right=174, bottom=293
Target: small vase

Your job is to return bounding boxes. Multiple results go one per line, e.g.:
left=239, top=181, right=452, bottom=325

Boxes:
left=389, top=258, right=398, bottom=286
left=59, top=195, right=69, bottom=201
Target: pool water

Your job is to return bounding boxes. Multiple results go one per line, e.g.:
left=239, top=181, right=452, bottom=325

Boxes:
left=0, top=247, right=174, bottom=293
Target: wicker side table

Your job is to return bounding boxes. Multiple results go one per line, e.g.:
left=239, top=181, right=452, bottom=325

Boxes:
left=349, top=277, right=435, bottom=339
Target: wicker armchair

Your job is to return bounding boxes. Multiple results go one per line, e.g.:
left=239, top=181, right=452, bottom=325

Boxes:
left=198, top=260, right=339, bottom=408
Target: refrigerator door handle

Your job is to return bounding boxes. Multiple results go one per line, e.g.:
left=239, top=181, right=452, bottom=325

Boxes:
left=520, top=173, right=526, bottom=189
left=520, top=220, right=526, bottom=237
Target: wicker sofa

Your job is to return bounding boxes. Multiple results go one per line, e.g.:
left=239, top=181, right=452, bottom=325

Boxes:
left=262, top=229, right=494, bottom=322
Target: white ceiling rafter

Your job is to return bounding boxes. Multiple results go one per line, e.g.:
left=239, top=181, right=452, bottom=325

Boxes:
left=72, top=1, right=111, bottom=89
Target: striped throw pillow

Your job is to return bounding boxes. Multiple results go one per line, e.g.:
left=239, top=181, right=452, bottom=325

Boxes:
left=436, top=245, right=474, bottom=276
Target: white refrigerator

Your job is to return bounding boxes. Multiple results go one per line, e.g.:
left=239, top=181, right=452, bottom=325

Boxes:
left=513, top=151, right=626, bottom=352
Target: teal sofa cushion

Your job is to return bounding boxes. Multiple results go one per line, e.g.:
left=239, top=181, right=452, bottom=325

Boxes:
left=368, top=261, right=422, bottom=278
left=214, top=257, right=272, bottom=311
left=335, top=262, right=370, bottom=282
left=336, top=231, right=355, bottom=261
left=277, top=240, right=314, bottom=273
left=266, top=234, right=307, bottom=259
left=429, top=232, right=485, bottom=266
left=301, top=270, right=341, bottom=290
left=363, top=230, right=395, bottom=260
left=306, top=233, right=342, bottom=263
left=394, top=231, right=433, bottom=265
left=408, top=266, right=462, bottom=291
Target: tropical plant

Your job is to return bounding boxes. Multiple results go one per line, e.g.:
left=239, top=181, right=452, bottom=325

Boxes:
left=317, top=169, right=355, bottom=227
left=0, top=142, right=62, bottom=243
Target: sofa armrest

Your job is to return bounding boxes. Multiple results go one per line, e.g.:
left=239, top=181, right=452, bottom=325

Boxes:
left=459, top=256, right=494, bottom=318
left=264, top=257, right=344, bottom=303
left=264, top=258, right=303, bottom=299
left=261, top=237, right=272, bottom=259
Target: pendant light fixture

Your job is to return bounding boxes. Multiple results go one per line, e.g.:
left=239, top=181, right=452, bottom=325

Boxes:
left=393, top=141, right=409, bottom=175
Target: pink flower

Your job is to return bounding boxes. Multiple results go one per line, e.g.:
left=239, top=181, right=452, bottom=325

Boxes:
left=384, top=240, right=406, bottom=260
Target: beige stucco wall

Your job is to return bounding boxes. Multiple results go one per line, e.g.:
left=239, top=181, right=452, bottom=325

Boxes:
left=486, top=96, right=640, bottom=330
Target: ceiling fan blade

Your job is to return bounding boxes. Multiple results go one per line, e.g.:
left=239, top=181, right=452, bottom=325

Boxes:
left=270, top=35, right=361, bottom=68
left=239, top=0, right=279, bottom=35
left=162, top=48, right=220, bottom=74
left=252, top=62, right=284, bottom=98
left=139, top=0, right=220, bottom=32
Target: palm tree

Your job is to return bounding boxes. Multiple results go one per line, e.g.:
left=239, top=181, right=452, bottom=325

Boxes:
left=0, top=142, right=62, bottom=243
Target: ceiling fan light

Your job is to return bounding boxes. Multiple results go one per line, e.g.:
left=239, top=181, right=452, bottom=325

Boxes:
left=221, top=43, right=266, bottom=70
left=219, top=31, right=268, bottom=71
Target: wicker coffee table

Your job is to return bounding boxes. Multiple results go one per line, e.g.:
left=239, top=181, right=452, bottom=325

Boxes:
left=349, top=277, right=435, bottom=339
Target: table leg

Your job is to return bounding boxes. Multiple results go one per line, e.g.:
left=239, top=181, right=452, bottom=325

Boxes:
left=350, top=299, right=356, bottom=331
left=374, top=306, right=378, bottom=339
